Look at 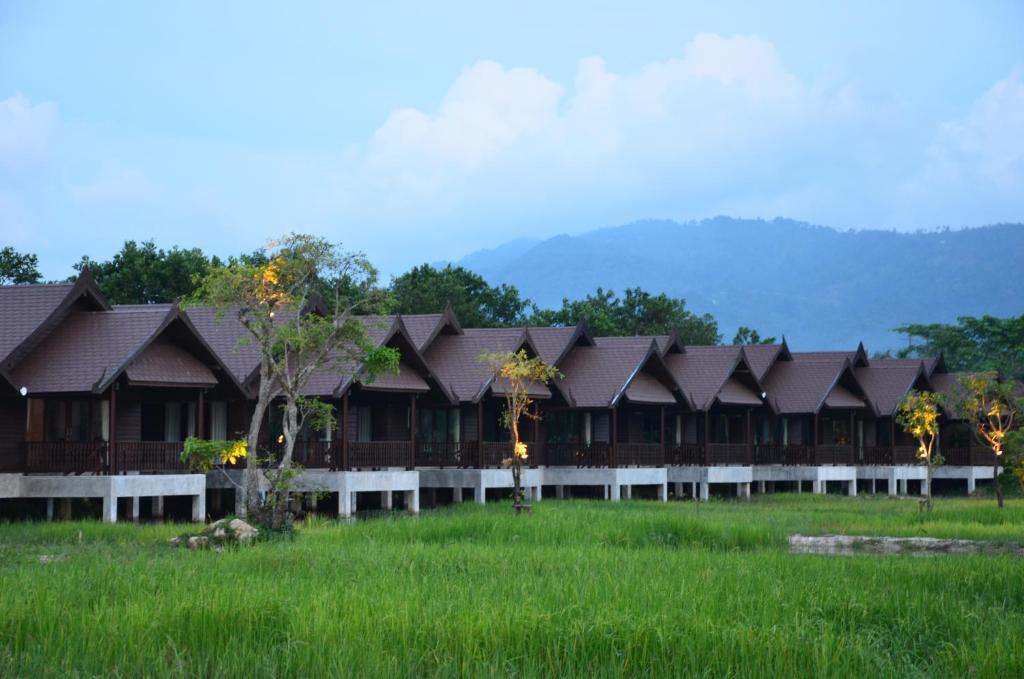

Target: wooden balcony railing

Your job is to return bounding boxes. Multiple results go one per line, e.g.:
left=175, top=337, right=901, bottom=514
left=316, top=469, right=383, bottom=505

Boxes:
left=942, top=445, right=997, bottom=466
left=667, top=444, right=704, bottom=466
left=415, top=441, right=478, bottom=468
left=347, top=441, right=412, bottom=469
left=615, top=443, right=665, bottom=467
left=813, top=445, right=853, bottom=465
left=543, top=442, right=611, bottom=467
left=25, top=441, right=107, bottom=474
left=753, top=444, right=815, bottom=465
left=113, top=441, right=188, bottom=473
left=705, top=443, right=752, bottom=465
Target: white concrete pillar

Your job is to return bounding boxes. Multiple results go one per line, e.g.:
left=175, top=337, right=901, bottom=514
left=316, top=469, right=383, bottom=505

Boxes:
left=796, top=480, right=802, bottom=494
left=691, top=481, right=698, bottom=499
left=967, top=474, right=976, bottom=495
left=738, top=482, right=751, bottom=500
left=920, top=478, right=929, bottom=497
left=150, top=496, right=163, bottom=519
left=453, top=487, right=464, bottom=503
left=305, top=493, right=317, bottom=510
left=602, top=485, right=610, bottom=500
left=406, top=489, right=420, bottom=514
left=381, top=491, right=393, bottom=511
left=699, top=481, right=710, bottom=501
left=871, top=478, right=877, bottom=494
left=101, top=494, right=118, bottom=523
left=131, top=496, right=141, bottom=522
left=898, top=478, right=907, bottom=496
left=622, top=485, right=632, bottom=500
left=848, top=479, right=857, bottom=497
left=235, top=487, right=248, bottom=517
left=473, top=484, right=486, bottom=505
left=657, top=482, right=668, bottom=502
left=673, top=482, right=684, bottom=499
left=46, top=498, right=54, bottom=521
left=533, top=486, right=542, bottom=502
left=609, top=483, right=621, bottom=501
left=757, top=480, right=766, bottom=494
left=555, top=485, right=565, bottom=499
left=191, top=493, right=206, bottom=523
left=338, top=490, right=352, bottom=518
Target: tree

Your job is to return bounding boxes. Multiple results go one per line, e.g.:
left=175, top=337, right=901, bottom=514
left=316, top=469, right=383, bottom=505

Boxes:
left=73, top=240, right=216, bottom=304
left=191, top=234, right=397, bottom=528
left=481, top=349, right=560, bottom=514
left=388, top=264, right=530, bottom=327
left=0, top=246, right=42, bottom=284
left=732, top=326, right=776, bottom=345
left=896, top=315, right=1024, bottom=381
left=530, top=287, right=721, bottom=344
left=954, top=372, right=1022, bottom=509
left=896, top=390, right=944, bottom=512
left=1004, top=430, right=1024, bottom=496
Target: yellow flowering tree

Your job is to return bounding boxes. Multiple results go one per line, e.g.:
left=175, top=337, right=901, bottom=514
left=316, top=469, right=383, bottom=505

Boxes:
left=955, top=372, right=1021, bottom=509
left=191, top=234, right=396, bottom=527
left=481, top=349, right=561, bottom=513
left=181, top=437, right=248, bottom=473
left=897, top=390, right=944, bottom=512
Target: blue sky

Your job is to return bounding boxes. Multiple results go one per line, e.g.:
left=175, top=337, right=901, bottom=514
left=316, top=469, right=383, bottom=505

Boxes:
left=2, top=1, right=1023, bottom=280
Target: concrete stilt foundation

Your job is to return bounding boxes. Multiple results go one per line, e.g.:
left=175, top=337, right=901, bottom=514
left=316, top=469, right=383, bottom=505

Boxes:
left=848, top=479, right=857, bottom=496
left=153, top=496, right=164, bottom=519
left=131, top=496, right=141, bottom=522
left=46, top=498, right=54, bottom=520
left=381, top=491, right=393, bottom=511
left=757, top=480, right=766, bottom=494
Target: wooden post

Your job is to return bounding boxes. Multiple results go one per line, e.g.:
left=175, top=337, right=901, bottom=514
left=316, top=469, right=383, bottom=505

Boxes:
left=746, top=408, right=752, bottom=464
left=109, top=383, right=117, bottom=475
left=659, top=406, right=665, bottom=465
left=610, top=407, right=617, bottom=468
left=197, top=389, right=205, bottom=439
left=341, top=391, right=349, bottom=471
left=849, top=409, right=854, bottom=462
left=476, top=400, right=483, bottom=469
left=813, top=411, right=819, bottom=465
left=703, top=410, right=710, bottom=464
left=409, top=393, right=416, bottom=469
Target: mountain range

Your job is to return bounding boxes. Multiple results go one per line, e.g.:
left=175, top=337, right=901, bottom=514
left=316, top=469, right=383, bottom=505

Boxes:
left=450, top=218, right=1024, bottom=351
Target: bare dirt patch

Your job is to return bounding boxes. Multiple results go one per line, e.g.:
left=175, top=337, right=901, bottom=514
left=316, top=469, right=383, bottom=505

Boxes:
left=789, top=534, right=1024, bottom=557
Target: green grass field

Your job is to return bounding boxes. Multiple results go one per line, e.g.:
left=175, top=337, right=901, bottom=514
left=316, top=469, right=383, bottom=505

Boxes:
left=1, top=496, right=1023, bottom=677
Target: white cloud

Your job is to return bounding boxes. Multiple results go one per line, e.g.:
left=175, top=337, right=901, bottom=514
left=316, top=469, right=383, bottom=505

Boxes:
left=892, top=68, right=1024, bottom=228
left=936, top=68, right=1024, bottom=190
left=0, top=93, right=59, bottom=172
left=69, top=161, right=160, bottom=205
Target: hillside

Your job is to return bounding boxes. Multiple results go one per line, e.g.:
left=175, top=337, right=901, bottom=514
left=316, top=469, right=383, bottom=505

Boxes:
left=453, top=218, right=1024, bottom=351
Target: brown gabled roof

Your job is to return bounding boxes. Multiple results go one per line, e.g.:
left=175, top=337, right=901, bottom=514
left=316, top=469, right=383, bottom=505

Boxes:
left=557, top=336, right=677, bottom=409
left=9, top=305, right=212, bottom=394
left=402, top=304, right=464, bottom=352
left=124, top=341, right=218, bottom=387
left=763, top=354, right=871, bottom=415
left=423, top=327, right=549, bottom=403
left=184, top=305, right=262, bottom=385
left=794, top=342, right=869, bottom=368
left=0, top=270, right=110, bottom=376
left=854, top=359, right=931, bottom=416
left=661, top=345, right=764, bottom=411
left=743, top=342, right=791, bottom=381
left=340, top=316, right=446, bottom=399
left=527, top=322, right=594, bottom=367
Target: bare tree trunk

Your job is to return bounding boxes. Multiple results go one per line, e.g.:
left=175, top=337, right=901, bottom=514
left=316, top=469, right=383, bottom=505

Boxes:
left=926, top=458, right=934, bottom=512
left=994, top=458, right=1004, bottom=509
left=243, top=384, right=272, bottom=517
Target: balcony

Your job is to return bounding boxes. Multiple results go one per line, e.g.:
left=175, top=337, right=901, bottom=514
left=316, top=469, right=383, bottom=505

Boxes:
left=23, top=441, right=189, bottom=475
left=753, top=444, right=814, bottom=465
left=543, top=442, right=611, bottom=467
left=814, top=445, right=855, bottom=465
left=615, top=443, right=665, bottom=467
left=705, top=443, right=752, bottom=465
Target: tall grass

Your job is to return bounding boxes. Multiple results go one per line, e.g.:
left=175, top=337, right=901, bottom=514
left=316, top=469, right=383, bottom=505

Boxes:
left=1, top=496, right=1022, bottom=677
